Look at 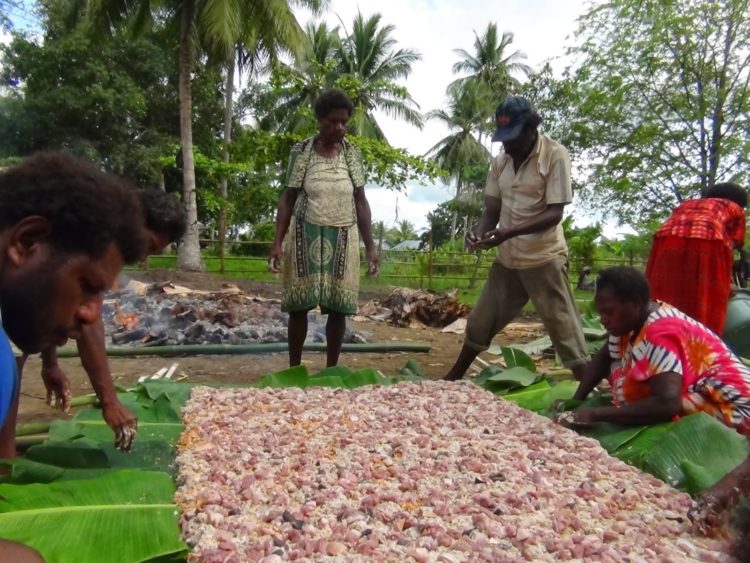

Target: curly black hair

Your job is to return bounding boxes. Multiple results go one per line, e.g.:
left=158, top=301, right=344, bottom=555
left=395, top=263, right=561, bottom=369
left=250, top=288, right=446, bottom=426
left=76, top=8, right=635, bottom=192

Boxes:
left=0, top=152, right=146, bottom=263
left=596, top=266, right=651, bottom=304
left=139, top=189, right=186, bottom=244
left=704, top=182, right=748, bottom=209
left=314, top=89, right=355, bottom=119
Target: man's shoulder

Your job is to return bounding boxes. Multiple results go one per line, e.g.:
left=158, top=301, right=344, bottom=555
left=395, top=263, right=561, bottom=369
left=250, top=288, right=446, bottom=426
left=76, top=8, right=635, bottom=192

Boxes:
left=490, top=152, right=511, bottom=173
left=539, top=134, right=570, bottom=159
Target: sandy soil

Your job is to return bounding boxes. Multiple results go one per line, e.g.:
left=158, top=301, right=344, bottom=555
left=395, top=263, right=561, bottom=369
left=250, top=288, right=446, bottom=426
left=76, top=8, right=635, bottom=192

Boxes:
left=16, top=271, right=543, bottom=426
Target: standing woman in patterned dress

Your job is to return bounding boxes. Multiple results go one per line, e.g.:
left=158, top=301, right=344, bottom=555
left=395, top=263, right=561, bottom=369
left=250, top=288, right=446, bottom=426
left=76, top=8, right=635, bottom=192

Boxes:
left=645, top=183, right=747, bottom=335
left=270, top=89, right=379, bottom=367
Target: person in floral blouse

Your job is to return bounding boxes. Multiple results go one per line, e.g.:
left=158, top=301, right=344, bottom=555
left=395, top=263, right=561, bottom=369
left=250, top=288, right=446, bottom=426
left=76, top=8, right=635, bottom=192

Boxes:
left=269, top=89, right=378, bottom=368
left=557, top=266, right=750, bottom=433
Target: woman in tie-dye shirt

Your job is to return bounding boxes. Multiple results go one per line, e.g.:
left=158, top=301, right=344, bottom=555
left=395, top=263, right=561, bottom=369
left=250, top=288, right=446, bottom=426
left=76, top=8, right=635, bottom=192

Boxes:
left=557, top=266, right=750, bottom=434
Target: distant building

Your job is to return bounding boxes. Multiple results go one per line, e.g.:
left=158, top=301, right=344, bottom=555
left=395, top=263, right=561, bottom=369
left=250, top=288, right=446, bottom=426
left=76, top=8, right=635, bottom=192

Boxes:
left=390, top=240, right=422, bottom=251
left=360, top=240, right=391, bottom=250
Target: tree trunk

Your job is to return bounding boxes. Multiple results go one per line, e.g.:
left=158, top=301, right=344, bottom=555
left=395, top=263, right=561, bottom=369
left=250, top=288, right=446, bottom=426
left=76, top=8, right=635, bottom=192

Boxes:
left=176, top=1, right=205, bottom=272
left=219, top=56, right=236, bottom=273
left=449, top=176, right=463, bottom=243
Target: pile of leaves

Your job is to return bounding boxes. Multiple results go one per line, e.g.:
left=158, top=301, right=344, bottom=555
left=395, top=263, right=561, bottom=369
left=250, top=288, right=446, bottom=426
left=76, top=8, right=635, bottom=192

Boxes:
left=1, top=355, right=747, bottom=561
left=357, top=288, right=470, bottom=328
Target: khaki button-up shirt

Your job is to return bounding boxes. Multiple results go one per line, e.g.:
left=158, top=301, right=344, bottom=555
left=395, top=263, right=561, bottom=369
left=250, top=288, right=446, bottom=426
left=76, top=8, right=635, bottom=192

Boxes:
left=485, top=134, right=572, bottom=269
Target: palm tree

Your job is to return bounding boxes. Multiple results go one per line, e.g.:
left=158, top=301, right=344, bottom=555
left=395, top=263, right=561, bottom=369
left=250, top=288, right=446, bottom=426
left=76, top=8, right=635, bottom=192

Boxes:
left=258, top=21, right=341, bottom=133
left=450, top=23, right=532, bottom=106
left=426, top=83, right=490, bottom=241
left=336, top=12, right=423, bottom=140
left=388, top=219, right=418, bottom=246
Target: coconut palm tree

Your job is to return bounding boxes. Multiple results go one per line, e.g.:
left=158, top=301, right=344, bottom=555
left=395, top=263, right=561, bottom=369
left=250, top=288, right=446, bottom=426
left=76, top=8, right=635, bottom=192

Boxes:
left=257, top=21, right=341, bottom=134
left=336, top=12, right=423, bottom=140
left=426, top=82, right=490, bottom=241
left=388, top=219, right=419, bottom=246
left=450, top=23, right=532, bottom=105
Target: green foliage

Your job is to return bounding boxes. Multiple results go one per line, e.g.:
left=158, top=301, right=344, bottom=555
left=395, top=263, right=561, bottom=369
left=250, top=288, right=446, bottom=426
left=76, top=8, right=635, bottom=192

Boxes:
left=641, top=413, right=750, bottom=493
left=562, top=217, right=602, bottom=269
left=450, top=23, right=532, bottom=102
left=567, top=0, right=750, bottom=225
left=0, top=18, right=225, bottom=188
left=0, top=470, right=187, bottom=563
left=254, top=12, right=423, bottom=143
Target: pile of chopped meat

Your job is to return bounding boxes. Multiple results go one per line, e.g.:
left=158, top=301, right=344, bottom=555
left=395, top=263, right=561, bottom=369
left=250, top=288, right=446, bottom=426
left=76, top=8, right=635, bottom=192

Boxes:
left=175, top=381, right=730, bottom=562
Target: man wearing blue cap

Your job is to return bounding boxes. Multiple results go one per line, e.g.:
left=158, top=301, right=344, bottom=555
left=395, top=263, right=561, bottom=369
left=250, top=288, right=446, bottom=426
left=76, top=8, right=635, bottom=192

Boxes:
left=444, top=96, right=589, bottom=381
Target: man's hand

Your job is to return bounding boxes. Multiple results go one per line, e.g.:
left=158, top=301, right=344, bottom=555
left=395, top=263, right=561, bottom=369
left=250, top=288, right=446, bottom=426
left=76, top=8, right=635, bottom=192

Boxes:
left=465, top=227, right=481, bottom=250
left=101, top=400, right=138, bottom=452
left=269, top=243, right=283, bottom=273
left=554, top=408, right=598, bottom=428
left=477, top=227, right=512, bottom=249
left=365, top=247, right=379, bottom=277
left=40, top=363, right=72, bottom=414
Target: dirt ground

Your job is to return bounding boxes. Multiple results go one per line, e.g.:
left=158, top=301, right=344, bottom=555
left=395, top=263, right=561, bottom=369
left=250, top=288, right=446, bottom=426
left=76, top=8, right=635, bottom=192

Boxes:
left=16, top=270, right=543, bottom=426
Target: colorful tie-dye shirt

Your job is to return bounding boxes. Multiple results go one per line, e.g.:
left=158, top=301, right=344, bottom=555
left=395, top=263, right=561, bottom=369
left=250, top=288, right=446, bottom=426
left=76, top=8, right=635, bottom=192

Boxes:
left=608, top=303, right=750, bottom=435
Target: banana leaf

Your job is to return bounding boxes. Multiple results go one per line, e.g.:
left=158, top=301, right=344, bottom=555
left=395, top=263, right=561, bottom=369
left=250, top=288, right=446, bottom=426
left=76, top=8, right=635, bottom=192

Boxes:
left=49, top=419, right=184, bottom=445
left=514, top=335, right=553, bottom=355
left=0, top=458, right=115, bottom=484
left=487, top=367, right=539, bottom=386
left=474, top=365, right=541, bottom=394
left=641, top=413, right=750, bottom=493
left=501, top=347, right=537, bottom=371
left=133, top=381, right=198, bottom=411
left=583, top=424, right=650, bottom=453
left=399, top=359, right=427, bottom=378
left=256, top=365, right=311, bottom=388
left=26, top=438, right=175, bottom=474
left=500, top=379, right=551, bottom=406
left=508, top=380, right=580, bottom=414
left=0, top=470, right=186, bottom=563
left=611, top=424, right=671, bottom=465
left=310, top=365, right=354, bottom=378
left=73, top=394, right=182, bottom=424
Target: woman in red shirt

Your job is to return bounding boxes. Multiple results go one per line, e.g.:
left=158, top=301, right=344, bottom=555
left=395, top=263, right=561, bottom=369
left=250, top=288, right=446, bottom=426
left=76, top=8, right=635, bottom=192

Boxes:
left=645, top=183, right=747, bottom=335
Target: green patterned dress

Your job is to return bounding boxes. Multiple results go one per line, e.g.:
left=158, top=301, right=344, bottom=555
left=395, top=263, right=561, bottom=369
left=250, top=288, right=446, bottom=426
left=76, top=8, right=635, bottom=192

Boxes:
left=281, top=137, right=366, bottom=315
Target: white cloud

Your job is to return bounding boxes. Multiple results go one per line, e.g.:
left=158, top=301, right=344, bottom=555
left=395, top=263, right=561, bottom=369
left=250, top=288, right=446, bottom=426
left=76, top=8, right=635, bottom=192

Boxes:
left=366, top=181, right=453, bottom=231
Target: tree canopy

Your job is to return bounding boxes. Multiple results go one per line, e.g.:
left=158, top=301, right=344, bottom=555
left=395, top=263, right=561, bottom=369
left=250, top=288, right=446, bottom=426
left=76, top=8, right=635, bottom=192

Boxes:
left=567, top=0, right=750, bottom=225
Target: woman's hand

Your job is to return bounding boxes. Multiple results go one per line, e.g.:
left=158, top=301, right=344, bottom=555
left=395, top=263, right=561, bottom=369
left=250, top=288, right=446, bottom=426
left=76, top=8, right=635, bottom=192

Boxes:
left=689, top=492, right=732, bottom=536
left=555, top=408, right=598, bottom=428
left=366, top=247, right=379, bottom=277
left=269, top=243, right=283, bottom=273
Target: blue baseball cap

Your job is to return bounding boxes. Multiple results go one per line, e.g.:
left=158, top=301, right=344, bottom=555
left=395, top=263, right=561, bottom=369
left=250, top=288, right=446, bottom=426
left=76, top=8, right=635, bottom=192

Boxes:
left=491, top=96, right=534, bottom=142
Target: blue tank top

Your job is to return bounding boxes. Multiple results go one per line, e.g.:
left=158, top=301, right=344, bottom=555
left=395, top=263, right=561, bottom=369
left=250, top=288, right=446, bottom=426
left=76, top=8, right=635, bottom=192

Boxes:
left=0, top=325, right=18, bottom=427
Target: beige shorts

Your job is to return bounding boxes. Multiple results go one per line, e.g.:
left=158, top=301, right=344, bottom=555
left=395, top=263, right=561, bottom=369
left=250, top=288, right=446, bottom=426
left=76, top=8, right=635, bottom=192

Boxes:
left=464, top=256, right=589, bottom=368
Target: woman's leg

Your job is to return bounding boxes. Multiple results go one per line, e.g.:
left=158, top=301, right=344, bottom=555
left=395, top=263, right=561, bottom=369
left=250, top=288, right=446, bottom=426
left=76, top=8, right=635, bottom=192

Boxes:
left=326, top=313, right=346, bottom=367
left=287, top=311, right=308, bottom=367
